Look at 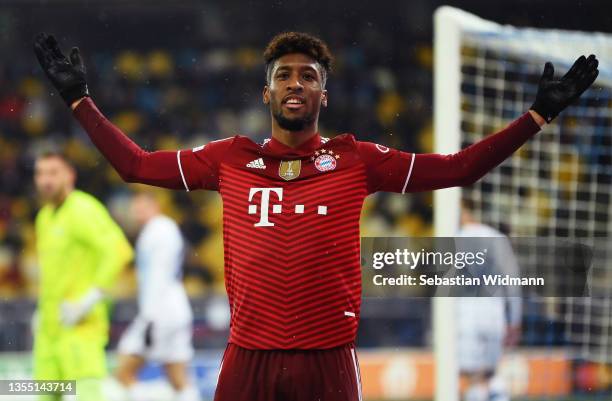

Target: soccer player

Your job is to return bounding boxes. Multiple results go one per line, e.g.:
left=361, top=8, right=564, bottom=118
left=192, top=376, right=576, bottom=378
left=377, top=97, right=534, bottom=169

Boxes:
left=33, top=151, right=133, bottom=401
left=33, top=31, right=598, bottom=401
left=115, top=190, right=199, bottom=401
left=456, top=199, right=522, bottom=401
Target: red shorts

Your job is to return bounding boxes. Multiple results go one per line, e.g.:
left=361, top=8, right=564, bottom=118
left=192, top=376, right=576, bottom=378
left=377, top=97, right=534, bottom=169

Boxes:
left=214, top=342, right=362, bottom=401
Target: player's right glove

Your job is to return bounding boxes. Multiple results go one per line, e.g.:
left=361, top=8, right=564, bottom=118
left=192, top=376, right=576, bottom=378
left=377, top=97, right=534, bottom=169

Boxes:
left=530, top=54, right=599, bottom=123
left=60, top=288, right=103, bottom=326
left=33, top=33, right=90, bottom=107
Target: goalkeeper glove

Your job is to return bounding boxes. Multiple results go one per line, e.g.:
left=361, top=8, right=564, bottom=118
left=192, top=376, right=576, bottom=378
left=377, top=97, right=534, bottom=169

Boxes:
left=531, top=54, right=599, bottom=123
left=33, top=33, right=89, bottom=106
left=60, top=288, right=104, bottom=327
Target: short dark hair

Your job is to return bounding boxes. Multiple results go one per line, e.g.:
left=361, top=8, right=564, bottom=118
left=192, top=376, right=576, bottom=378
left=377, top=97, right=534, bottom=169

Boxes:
left=263, top=31, right=333, bottom=87
left=36, top=150, right=74, bottom=169
left=461, top=197, right=477, bottom=212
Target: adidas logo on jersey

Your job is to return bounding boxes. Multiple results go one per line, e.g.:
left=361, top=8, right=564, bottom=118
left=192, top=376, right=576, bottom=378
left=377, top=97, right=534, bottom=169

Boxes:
left=246, top=158, right=266, bottom=169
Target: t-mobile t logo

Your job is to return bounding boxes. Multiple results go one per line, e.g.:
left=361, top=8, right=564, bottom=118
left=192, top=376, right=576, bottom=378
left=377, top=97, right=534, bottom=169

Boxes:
left=248, top=187, right=328, bottom=227
left=248, top=187, right=282, bottom=227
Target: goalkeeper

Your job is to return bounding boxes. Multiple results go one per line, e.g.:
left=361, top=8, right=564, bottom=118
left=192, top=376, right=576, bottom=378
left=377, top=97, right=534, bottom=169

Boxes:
left=33, top=151, right=133, bottom=401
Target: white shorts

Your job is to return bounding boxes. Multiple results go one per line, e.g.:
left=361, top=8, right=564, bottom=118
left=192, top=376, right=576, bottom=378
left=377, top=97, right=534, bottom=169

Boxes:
left=456, top=297, right=506, bottom=373
left=457, top=325, right=504, bottom=373
left=117, top=317, right=194, bottom=363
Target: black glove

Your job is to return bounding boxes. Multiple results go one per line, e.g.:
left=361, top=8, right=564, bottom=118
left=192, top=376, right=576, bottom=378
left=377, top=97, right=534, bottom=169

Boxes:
left=144, top=321, right=153, bottom=348
left=530, top=55, right=599, bottom=123
left=33, top=33, right=89, bottom=106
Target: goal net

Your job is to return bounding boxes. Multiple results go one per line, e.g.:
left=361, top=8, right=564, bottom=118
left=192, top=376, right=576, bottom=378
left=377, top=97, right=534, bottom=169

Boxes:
left=433, top=6, right=612, bottom=401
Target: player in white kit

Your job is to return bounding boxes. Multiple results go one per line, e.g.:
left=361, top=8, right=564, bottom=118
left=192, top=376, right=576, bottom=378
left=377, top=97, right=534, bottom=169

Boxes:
left=115, top=191, right=199, bottom=401
left=456, top=199, right=522, bottom=401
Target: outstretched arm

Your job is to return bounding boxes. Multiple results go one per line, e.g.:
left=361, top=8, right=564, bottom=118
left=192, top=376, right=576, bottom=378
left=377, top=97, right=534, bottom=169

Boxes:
left=406, top=55, right=599, bottom=192
left=73, top=98, right=187, bottom=189
left=34, top=33, right=191, bottom=189
left=360, top=56, right=599, bottom=194
left=408, top=111, right=542, bottom=191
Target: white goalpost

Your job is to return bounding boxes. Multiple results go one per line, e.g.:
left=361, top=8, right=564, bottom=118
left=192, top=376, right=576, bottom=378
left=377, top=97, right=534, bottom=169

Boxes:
left=433, top=6, right=612, bottom=401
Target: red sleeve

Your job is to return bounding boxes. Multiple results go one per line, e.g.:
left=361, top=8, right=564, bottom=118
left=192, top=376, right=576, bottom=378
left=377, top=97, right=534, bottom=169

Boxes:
left=406, top=113, right=541, bottom=192
left=356, top=141, right=415, bottom=194
left=177, top=138, right=235, bottom=191
left=72, top=98, right=232, bottom=191
left=357, top=112, right=541, bottom=194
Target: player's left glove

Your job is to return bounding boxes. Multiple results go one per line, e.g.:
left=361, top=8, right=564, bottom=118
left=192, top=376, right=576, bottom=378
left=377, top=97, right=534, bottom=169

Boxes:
left=33, top=33, right=90, bottom=107
left=60, top=288, right=104, bottom=326
left=530, top=54, right=599, bottom=123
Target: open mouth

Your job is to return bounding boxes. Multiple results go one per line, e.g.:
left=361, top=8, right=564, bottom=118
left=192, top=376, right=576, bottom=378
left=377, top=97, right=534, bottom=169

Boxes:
left=282, top=95, right=306, bottom=110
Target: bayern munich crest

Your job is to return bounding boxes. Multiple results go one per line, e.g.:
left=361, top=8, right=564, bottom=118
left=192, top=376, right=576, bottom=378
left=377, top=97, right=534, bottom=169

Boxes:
left=312, top=148, right=340, bottom=172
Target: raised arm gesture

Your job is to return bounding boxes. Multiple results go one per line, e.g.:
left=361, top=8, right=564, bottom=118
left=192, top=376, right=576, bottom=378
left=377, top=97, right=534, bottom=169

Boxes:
left=33, top=33, right=89, bottom=107
left=33, top=32, right=207, bottom=191
left=530, top=55, right=599, bottom=123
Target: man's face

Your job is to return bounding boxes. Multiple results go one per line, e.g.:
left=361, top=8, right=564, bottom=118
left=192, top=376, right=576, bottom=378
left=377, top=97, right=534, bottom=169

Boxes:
left=263, top=53, right=328, bottom=132
left=34, top=156, right=75, bottom=203
left=130, top=193, right=157, bottom=227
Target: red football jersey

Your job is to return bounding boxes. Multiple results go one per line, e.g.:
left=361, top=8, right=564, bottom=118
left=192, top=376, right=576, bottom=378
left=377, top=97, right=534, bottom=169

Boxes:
left=178, top=133, right=414, bottom=349
left=74, top=98, right=540, bottom=350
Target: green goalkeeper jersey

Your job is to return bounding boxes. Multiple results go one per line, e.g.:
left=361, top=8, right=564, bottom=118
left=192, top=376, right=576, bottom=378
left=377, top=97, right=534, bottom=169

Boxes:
left=35, top=189, right=133, bottom=339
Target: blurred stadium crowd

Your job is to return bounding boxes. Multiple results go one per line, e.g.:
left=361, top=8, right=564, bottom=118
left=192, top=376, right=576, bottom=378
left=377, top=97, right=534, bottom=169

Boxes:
left=0, top=2, right=436, bottom=302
